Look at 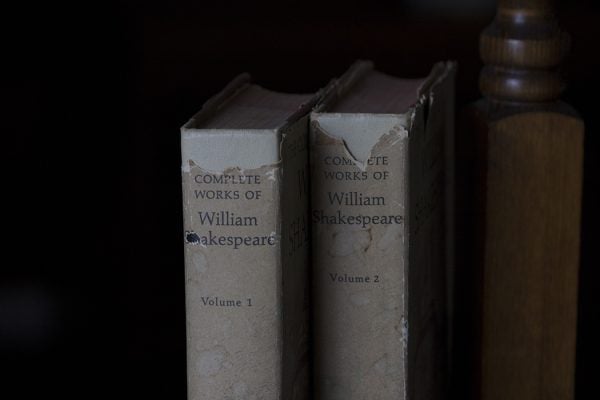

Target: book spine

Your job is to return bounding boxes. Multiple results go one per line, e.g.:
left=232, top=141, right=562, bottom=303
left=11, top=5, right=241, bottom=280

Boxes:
left=181, top=134, right=283, bottom=399
left=310, top=117, right=410, bottom=399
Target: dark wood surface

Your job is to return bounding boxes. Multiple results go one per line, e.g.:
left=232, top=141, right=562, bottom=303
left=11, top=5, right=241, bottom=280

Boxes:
left=460, top=103, right=584, bottom=399
left=479, top=0, right=568, bottom=102
left=3, top=1, right=599, bottom=399
left=459, top=1, right=584, bottom=399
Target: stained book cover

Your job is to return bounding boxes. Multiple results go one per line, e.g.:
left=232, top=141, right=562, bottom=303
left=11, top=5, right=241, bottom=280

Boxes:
left=310, top=61, right=456, bottom=400
left=181, top=75, right=318, bottom=400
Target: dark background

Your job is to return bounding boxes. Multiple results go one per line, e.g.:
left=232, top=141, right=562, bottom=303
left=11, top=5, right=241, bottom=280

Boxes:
left=3, top=1, right=599, bottom=399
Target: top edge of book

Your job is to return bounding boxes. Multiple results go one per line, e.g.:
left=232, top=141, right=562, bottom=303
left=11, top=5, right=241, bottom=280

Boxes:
left=182, top=73, right=321, bottom=132
left=315, top=60, right=456, bottom=115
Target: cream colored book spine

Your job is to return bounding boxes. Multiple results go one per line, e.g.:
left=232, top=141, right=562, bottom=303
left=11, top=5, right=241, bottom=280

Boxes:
left=310, top=62, right=455, bottom=400
left=181, top=76, right=313, bottom=400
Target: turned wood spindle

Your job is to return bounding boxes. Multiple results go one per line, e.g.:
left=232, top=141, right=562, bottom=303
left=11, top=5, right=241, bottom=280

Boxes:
left=479, top=0, right=569, bottom=103
left=459, top=1, right=583, bottom=399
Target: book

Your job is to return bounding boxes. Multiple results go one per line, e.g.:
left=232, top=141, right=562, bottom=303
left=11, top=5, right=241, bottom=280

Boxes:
left=180, top=74, right=319, bottom=400
left=310, top=61, right=456, bottom=400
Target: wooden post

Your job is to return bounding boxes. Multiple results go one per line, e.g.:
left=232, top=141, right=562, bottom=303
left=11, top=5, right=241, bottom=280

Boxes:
left=459, top=1, right=584, bottom=399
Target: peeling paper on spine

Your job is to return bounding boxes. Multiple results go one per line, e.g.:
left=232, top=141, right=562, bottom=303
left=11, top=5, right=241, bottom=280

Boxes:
left=311, top=123, right=409, bottom=400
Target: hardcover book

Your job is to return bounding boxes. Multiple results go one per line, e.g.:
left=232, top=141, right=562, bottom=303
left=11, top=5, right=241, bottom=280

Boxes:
left=310, top=61, right=456, bottom=400
left=181, top=75, right=319, bottom=400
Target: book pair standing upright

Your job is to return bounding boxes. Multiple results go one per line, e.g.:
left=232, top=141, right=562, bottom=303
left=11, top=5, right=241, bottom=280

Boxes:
left=180, top=62, right=455, bottom=400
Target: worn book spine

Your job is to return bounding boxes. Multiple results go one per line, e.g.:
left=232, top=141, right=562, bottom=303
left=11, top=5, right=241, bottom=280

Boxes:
left=311, top=114, right=410, bottom=399
left=181, top=102, right=311, bottom=399
left=310, top=65, right=454, bottom=400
